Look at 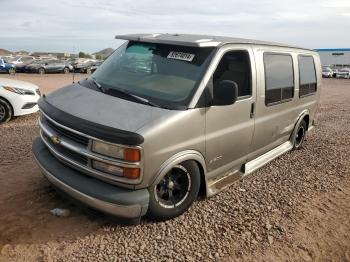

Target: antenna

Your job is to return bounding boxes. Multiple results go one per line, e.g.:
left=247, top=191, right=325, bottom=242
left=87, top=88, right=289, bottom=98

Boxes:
left=72, top=45, right=75, bottom=84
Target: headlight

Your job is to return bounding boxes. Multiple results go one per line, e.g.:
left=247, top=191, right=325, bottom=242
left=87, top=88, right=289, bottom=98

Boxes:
left=91, top=140, right=141, bottom=162
left=3, top=86, right=35, bottom=95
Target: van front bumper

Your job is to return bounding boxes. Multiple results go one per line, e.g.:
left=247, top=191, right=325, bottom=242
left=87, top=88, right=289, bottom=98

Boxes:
left=32, top=138, right=149, bottom=219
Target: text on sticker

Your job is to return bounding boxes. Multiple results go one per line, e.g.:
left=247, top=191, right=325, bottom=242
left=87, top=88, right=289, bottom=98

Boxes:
left=167, top=51, right=195, bottom=62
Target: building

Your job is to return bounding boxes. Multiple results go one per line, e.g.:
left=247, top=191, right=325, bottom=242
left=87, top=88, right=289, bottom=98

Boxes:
left=315, top=48, right=350, bottom=68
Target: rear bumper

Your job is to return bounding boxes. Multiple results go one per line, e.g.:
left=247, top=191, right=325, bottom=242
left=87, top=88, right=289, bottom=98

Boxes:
left=32, top=137, right=149, bottom=219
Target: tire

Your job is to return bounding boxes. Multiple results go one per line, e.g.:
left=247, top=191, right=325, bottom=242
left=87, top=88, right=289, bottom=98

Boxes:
left=38, top=68, right=45, bottom=75
left=86, top=68, right=92, bottom=74
left=63, top=67, right=70, bottom=74
left=8, top=68, right=15, bottom=75
left=292, top=119, right=307, bottom=149
left=0, top=98, right=13, bottom=123
left=147, top=160, right=201, bottom=221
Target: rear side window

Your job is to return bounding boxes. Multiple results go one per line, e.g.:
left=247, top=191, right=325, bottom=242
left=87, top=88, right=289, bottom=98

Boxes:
left=264, top=53, right=294, bottom=105
left=298, top=55, right=317, bottom=97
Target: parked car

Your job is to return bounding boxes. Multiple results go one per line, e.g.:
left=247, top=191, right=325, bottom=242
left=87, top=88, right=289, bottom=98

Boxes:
left=25, top=60, right=73, bottom=74
left=7, top=56, right=35, bottom=65
left=0, top=78, right=41, bottom=123
left=336, top=68, right=350, bottom=79
left=89, top=61, right=103, bottom=74
left=322, top=68, right=333, bottom=78
left=73, top=60, right=102, bottom=74
left=32, top=33, right=321, bottom=221
left=331, top=68, right=339, bottom=77
left=15, top=60, right=35, bottom=73
left=0, top=58, right=16, bottom=74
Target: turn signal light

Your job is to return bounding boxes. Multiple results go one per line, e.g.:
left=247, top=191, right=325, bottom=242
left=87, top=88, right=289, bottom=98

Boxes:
left=124, top=148, right=141, bottom=162
left=124, top=168, right=141, bottom=179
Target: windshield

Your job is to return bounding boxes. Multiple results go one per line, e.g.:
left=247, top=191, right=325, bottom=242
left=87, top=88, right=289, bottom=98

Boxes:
left=91, top=41, right=214, bottom=108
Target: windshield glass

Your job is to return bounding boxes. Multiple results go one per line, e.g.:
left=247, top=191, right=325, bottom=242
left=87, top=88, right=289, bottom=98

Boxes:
left=91, top=41, right=214, bottom=108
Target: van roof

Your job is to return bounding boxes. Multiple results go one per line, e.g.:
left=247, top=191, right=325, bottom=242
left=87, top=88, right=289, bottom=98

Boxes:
left=115, top=33, right=313, bottom=51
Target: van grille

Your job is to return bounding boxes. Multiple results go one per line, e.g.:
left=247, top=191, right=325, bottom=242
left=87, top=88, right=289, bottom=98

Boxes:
left=42, top=132, right=88, bottom=165
left=44, top=116, right=89, bottom=146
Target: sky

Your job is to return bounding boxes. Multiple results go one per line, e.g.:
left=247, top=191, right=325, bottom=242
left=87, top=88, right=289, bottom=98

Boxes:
left=1, top=0, right=349, bottom=53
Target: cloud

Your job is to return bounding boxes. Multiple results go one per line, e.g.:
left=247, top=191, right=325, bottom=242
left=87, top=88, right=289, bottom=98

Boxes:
left=0, top=0, right=349, bottom=52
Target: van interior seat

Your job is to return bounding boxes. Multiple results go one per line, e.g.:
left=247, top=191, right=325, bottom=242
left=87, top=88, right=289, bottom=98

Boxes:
left=215, top=59, right=251, bottom=97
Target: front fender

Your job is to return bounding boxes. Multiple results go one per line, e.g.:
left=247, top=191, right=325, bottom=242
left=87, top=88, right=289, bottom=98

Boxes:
left=151, top=150, right=207, bottom=185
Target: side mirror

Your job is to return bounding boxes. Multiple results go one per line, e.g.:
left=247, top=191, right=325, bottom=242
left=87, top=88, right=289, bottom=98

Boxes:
left=213, top=80, right=238, bottom=106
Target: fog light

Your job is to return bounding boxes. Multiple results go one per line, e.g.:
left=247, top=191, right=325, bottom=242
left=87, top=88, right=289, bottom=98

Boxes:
left=92, top=160, right=140, bottom=179
left=92, top=160, right=123, bottom=176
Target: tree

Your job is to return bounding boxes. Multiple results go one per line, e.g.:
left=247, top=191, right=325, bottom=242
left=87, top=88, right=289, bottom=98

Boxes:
left=78, top=51, right=92, bottom=59
left=95, top=54, right=102, bottom=60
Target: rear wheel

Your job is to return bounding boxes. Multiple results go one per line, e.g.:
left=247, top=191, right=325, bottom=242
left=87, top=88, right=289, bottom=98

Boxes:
left=0, top=98, right=13, bottom=123
left=38, top=68, right=45, bottom=75
left=63, top=67, right=70, bottom=74
left=293, top=119, right=307, bottom=149
left=147, top=161, right=200, bottom=221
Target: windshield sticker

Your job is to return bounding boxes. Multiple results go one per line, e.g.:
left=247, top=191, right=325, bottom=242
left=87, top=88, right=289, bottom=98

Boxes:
left=167, top=51, right=195, bottom=62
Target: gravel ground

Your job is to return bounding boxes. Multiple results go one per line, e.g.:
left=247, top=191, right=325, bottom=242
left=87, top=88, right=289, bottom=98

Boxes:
left=0, top=76, right=349, bottom=261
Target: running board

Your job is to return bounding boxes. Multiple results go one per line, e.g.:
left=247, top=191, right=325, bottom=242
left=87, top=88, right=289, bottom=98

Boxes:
left=244, top=141, right=293, bottom=176
left=206, top=141, right=293, bottom=197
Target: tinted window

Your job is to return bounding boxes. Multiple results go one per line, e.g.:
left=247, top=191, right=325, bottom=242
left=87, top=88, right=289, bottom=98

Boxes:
left=298, top=55, right=317, bottom=97
left=264, top=53, right=294, bottom=105
left=212, top=50, right=251, bottom=98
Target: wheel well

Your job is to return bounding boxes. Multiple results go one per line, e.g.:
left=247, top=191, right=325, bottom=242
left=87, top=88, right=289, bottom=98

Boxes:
left=0, top=96, right=14, bottom=114
left=303, top=115, right=310, bottom=130
left=194, top=160, right=206, bottom=197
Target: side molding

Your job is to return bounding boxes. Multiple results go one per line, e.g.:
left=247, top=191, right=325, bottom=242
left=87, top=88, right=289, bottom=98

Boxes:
left=152, top=150, right=207, bottom=185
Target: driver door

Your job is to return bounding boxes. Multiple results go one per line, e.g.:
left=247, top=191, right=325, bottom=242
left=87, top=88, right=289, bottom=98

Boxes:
left=205, top=47, right=256, bottom=178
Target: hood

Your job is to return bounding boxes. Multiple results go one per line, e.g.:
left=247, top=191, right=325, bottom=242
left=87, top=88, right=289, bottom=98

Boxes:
left=0, top=77, right=39, bottom=91
left=44, top=83, right=173, bottom=133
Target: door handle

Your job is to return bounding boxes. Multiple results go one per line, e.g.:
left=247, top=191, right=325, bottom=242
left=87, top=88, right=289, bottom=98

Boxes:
left=250, top=102, right=255, bottom=119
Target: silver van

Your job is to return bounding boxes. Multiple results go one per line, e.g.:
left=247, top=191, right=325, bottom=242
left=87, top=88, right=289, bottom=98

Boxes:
left=32, top=34, right=321, bottom=221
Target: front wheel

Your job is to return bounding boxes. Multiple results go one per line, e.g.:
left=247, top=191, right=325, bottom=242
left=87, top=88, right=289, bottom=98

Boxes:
left=38, top=68, right=45, bottom=75
left=147, top=161, right=200, bottom=221
left=63, top=67, right=70, bottom=74
left=292, top=119, right=307, bottom=149
left=8, top=68, right=15, bottom=75
left=0, top=98, right=13, bottom=123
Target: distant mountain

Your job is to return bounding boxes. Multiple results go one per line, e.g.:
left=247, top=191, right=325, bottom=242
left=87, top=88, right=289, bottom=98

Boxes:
left=0, top=48, right=11, bottom=56
left=93, top=48, right=114, bottom=59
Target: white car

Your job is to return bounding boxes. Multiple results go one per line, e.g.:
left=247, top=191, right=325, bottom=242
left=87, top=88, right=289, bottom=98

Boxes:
left=322, top=68, right=333, bottom=78
left=336, top=68, right=350, bottom=79
left=0, top=78, right=41, bottom=123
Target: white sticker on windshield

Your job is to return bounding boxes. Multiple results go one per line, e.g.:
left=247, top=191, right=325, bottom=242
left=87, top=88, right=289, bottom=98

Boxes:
left=167, top=51, right=195, bottom=62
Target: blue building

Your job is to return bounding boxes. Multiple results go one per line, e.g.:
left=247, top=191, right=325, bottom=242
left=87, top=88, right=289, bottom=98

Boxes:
left=315, top=48, right=350, bottom=68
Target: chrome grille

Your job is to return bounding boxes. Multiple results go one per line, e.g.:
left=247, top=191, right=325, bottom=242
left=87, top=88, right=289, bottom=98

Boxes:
left=42, top=132, right=88, bottom=165
left=43, top=116, right=89, bottom=146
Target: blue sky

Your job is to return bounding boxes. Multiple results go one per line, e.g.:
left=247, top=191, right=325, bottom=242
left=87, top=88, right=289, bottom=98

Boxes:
left=1, top=0, right=349, bottom=53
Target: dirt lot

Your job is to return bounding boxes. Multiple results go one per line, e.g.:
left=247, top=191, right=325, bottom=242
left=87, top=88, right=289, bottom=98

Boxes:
left=0, top=74, right=349, bottom=261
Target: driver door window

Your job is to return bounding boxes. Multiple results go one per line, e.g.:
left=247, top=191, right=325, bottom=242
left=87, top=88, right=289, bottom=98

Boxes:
left=212, top=50, right=252, bottom=99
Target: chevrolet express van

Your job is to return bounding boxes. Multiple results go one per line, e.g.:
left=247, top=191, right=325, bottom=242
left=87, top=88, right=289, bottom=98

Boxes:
left=32, top=34, right=321, bottom=221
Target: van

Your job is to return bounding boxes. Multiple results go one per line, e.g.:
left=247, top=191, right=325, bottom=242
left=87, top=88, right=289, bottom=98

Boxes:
left=32, top=34, right=321, bottom=221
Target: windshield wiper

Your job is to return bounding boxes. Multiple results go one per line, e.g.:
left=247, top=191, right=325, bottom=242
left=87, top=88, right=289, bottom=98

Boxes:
left=112, top=88, right=166, bottom=108
left=89, top=77, right=105, bottom=93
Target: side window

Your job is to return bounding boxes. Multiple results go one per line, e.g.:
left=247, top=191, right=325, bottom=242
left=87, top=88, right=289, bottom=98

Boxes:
left=298, top=55, right=317, bottom=97
left=264, top=53, right=294, bottom=105
left=213, top=50, right=252, bottom=98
